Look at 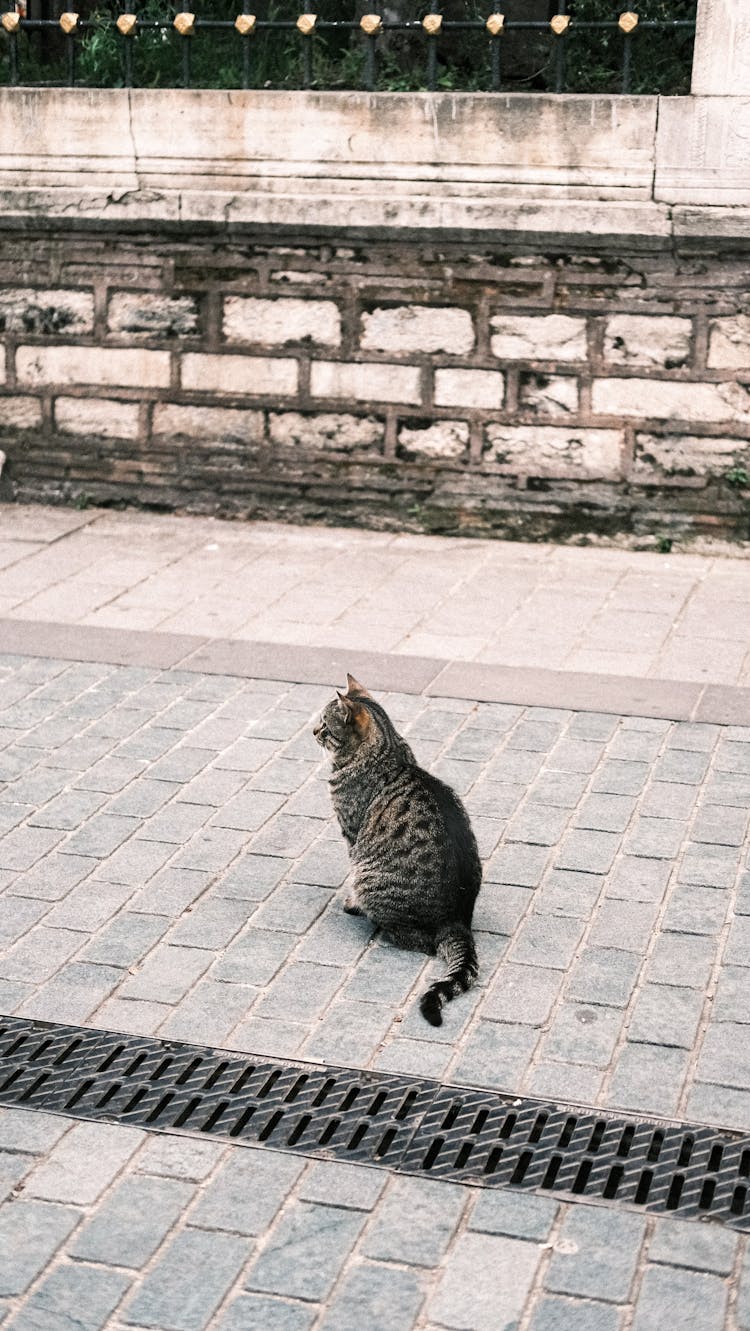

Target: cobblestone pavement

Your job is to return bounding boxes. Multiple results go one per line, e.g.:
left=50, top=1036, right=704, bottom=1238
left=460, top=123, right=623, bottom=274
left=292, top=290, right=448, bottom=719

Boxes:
left=2, top=505, right=750, bottom=683
left=1, top=646, right=750, bottom=1329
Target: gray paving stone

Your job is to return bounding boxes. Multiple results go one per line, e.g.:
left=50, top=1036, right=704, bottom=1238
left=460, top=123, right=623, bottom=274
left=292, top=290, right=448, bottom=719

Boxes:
left=0, top=825, right=63, bottom=871
left=76, top=755, right=149, bottom=794
left=374, top=1035, right=453, bottom=1080
left=0, top=768, right=68, bottom=807
left=574, top=793, right=636, bottom=833
left=129, top=866, right=211, bottom=916
left=606, top=856, right=672, bottom=903
left=214, top=737, right=278, bottom=773
left=505, top=803, right=571, bottom=847
left=303, top=997, right=394, bottom=1063
left=62, top=813, right=138, bottom=859
left=177, top=768, right=246, bottom=808
left=173, top=828, right=248, bottom=873
left=548, top=739, right=605, bottom=774
left=17, top=962, right=123, bottom=1024
left=215, top=1294, right=316, bottom=1331
left=92, top=995, right=172, bottom=1034
left=679, top=842, right=741, bottom=889
left=107, top=778, right=180, bottom=817
left=210, top=788, right=286, bottom=834
left=0, top=1108, right=69, bottom=1154
left=721, top=914, right=750, bottom=965
left=469, top=1190, right=558, bottom=1240
left=137, top=1136, right=225, bottom=1180
left=609, top=730, right=664, bottom=762
left=1, top=925, right=83, bottom=983
left=692, top=803, right=750, bottom=846
left=158, top=978, right=256, bottom=1044
left=139, top=802, right=212, bottom=844
left=640, top=781, right=698, bottom=821
left=555, top=830, right=619, bottom=874
left=120, top=944, right=213, bottom=1003
left=667, top=722, right=719, bottom=752
left=542, top=1002, right=622, bottom=1068
left=215, top=854, right=291, bottom=902
left=283, top=780, right=333, bottom=819
left=147, top=745, right=214, bottom=783
left=28, top=789, right=107, bottom=830
left=646, top=933, right=717, bottom=989
left=653, top=748, right=710, bottom=785
left=628, top=983, right=704, bottom=1047
left=648, top=1216, right=737, bottom=1274
left=526, top=1061, right=604, bottom=1104
left=511, top=914, right=585, bottom=970
left=528, top=770, right=590, bottom=809
left=507, top=719, right=566, bottom=752
left=474, top=882, right=533, bottom=936
left=250, top=756, right=318, bottom=795
left=607, top=1042, right=690, bottom=1117
left=528, top=1297, right=624, bottom=1331
left=567, top=947, right=641, bottom=1007
left=45, top=881, right=132, bottom=932
left=704, top=769, right=750, bottom=808
left=255, top=961, right=345, bottom=1021
left=624, top=816, right=687, bottom=859
left=452, top=1020, right=539, bottom=1090
left=589, top=898, right=659, bottom=952
left=483, top=963, right=561, bottom=1025
left=429, top=1231, right=541, bottom=1331
left=712, top=965, right=750, bottom=1022
left=735, top=872, right=750, bottom=915
left=289, top=839, right=350, bottom=888
left=212, top=928, right=295, bottom=986
left=533, top=870, right=603, bottom=920
left=245, top=1201, right=365, bottom=1300
left=567, top=713, right=618, bottom=741
left=191, top=1148, right=303, bottom=1236
left=114, top=727, right=181, bottom=763
left=8, top=1263, right=131, bottom=1331
left=319, top=1264, right=425, bottom=1331
left=26, top=1122, right=144, bottom=1205
left=544, top=1206, right=646, bottom=1300
left=81, top=911, right=168, bottom=966
left=662, top=884, right=729, bottom=936
left=363, top=1175, right=466, bottom=1266
left=229, top=1012, right=307, bottom=1057
left=250, top=883, right=332, bottom=937
left=697, top=1022, right=750, bottom=1090
left=0, top=978, right=29, bottom=1011
left=297, top=1161, right=385, bottom=1212
left=0, top=1199, right=81, bottom=1297
left=688, top=1082, right=750, bottom=1131
left=70, top=1175, right=194, bottom=1268
left=124, top=1228, right=250, bottom=1330
left=0, top=895, right=49, bottom=946
left=465, top=781, right=524, bottom=819
left=250, top=814, right=325, bottom=859
left=486, top=749, right=545, bottom=786
left=0, top=1150, right=35, bottom=1203
left=631, top=1266, right=727, bottom=1331
left=591, top=760, right=650, bottom=796
left=166, top=897, right=248, bottom=948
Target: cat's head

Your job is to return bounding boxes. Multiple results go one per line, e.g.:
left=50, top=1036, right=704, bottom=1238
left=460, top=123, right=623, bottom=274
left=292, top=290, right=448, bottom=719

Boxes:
left=313, top=673, right=378, bottom=759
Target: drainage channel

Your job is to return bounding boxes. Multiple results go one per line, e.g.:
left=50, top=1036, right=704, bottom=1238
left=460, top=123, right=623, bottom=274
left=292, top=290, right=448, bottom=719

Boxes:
left=2, top=1015, right=749, bottom=1231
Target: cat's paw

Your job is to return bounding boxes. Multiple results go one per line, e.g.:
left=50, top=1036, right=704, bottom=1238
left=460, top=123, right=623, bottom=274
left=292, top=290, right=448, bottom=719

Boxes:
left=343, top=896, right=364, bottom=916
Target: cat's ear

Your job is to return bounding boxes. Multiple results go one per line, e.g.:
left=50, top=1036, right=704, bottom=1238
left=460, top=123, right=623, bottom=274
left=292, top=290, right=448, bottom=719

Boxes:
left=336, top=693, right=371, bottom=732
left=345, top=673, right=371, bottom=698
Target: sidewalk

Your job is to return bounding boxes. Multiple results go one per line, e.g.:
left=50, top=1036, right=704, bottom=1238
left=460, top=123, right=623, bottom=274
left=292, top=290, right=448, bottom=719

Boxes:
left=1, top=503, right=749, bottom=1331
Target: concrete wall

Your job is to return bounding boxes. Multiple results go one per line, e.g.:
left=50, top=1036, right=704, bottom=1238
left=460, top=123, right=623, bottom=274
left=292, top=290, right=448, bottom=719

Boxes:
left=1, top=0, right=749, bottom=542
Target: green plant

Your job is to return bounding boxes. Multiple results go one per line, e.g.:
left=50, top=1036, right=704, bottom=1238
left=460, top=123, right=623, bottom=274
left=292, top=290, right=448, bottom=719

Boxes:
left=725, top=465, right=750, bottom=489
left=73, top=491, right=93, bottom=510
left=657, top=536, right=673, bottom=553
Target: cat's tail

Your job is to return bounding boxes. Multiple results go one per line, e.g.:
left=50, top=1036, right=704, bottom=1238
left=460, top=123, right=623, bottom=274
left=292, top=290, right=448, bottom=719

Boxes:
left=420, top=923, right=478, bottom=1027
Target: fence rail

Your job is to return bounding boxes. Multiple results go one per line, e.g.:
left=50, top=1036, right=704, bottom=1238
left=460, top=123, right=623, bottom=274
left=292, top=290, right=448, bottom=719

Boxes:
left=0, top=8, right=697, bottom=94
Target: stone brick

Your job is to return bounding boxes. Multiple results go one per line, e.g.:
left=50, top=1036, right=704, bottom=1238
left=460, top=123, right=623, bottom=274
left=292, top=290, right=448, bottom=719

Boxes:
left=433, top=368, right=504, bottom=409
left=544, top=1206, right=646, bottom=1300
left=397, top=419, right=469, bottom=461
left=662, top=883, right=728, bottom=936
left=490, top=314, right=587, bottom=362
left=361, top=304, right=474, bottom=355
left=624, top=815, right=686, bottom=858
left=528, top=1297, right=623, bottom=1331
left=485, top=842, right=549, bottom=887
left=518, top=372, right=579, bottom=416
left=606, top=855, right=671, bottom=902
left=590, top=898, right=659, bottom=952
left=712, top=965, right=750, bottom=1022
left=483, top=962, right=560, bottom=1025
left=574, top=793, right=635, bottom=833
left=251, top=882, right=331, bottom=933
left=0, top=395, right=43, bottom=429
left=591, top=377, right=750, bottom=424
left=17, top=345, right=170, bottom=388
left=1, top=925, right=82, bottom=983
left=120, top=943, right=212, bottom=1003
left=692, top=803, right=749, bottom=846
left=268, top=411, right=384, bottom=451
left=108, top=292, right=199, bottom=336
left=604, top=315, right=692, bottom=368
left=591, top=760, right=650, bottom=796
left=216, top=1295, right=316, bottom=1331
left=633, top=431, right=750, bottom=483
left=62, top=812, right=137, bottom=858
left=81, top=911, right=168, bottom=966
left=679, top=842, right=740, bottom=889
left=469, top=1190, right=557, bottom=1241
left=452, top=1020, right=538, bottom=1089
left=486, top=424, right=622, bottom=478
left=320, top=1263, right=425, bottom=1331
left=648, top=1217, right=737, bottom=1274
left=11, top=1264, right=131, bottom=1331
left=153, top=403, right=264, bottom=442
left=255, top=960, right=344, bottom=1020
left=533, top=869, right=603, bottom=919
left=212, top=927, right=294, bottom=985
left=555, top=829, right=619, bottom=874
left=0, top=1107, right=69, bottom=1154
left=18, top=961, right=122, bottom=1025
left=70, top=1175, right=193, bottom=1267
left=0, top=288, right=94, bottom=334
left=707, top=315, right=750, bottom=369
left=363, top=1176, right=466, bottom=1266
left=224, top=296, right=341, bottom=347
left=310, top=360, right=421, bottom=405
left=647, top=932, right=716, bottom=988
left=245, top=1201, right=365, bottom=1300
left=698, top=1022, right=750, bottom=1090
left=26, top=1121, right=144, bottom=1205
left=607, top=1042, right=690, bottom=1117
left=628, top=983, right=703, bottom=1047
left=429, top=1232, right=541, bottom=1331
left=631, top=1267, right=727, bottom=1331
left=125, top=1229, right=249, bottom=1330
left=0, top=1199, right=81, bottom=1297
left=191, top=1148, right=302, bottom=1236
left=542, top=1002, right=621, bottom=1067
left=138, top=1135, right=225, bottom=1180
left=511, top=912, right=584, bottom=969
left=567, top=947, right=640, bottom=1006
left=181, top=353, right=298, bottom=396
left=298, top=1160, right=386, bottom=1210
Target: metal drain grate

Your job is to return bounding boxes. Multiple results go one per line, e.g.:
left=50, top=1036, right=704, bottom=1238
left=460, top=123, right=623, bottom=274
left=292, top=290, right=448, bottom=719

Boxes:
left=2, top=1015, right=750, bottom=1231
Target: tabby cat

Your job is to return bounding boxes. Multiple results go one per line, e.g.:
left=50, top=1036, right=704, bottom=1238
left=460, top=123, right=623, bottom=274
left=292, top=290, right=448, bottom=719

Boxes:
left=314, top=674, right=482, bottom=1026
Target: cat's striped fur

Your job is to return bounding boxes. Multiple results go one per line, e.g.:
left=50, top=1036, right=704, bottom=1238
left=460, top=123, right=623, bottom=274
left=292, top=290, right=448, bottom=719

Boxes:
left=314, top=675, right=482, bottom=1026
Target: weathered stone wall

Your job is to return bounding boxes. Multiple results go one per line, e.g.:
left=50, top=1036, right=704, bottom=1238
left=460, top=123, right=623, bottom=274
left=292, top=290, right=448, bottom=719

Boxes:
left=1, top=230, right=749, bottom=541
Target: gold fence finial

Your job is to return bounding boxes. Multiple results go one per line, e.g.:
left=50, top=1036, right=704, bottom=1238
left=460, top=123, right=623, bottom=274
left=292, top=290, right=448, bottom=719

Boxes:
left=235, top=13, right=257, bottom=34
left=59, top=11, right=79, bottom=33
left=422, top=13, right=442, bottom=35
left=116, top=14, right=137, bottom=36
left=360, top=13, right=382, bottom=35
left=1, top=10, right=21, bottom=30
left=173, top=12, right=195, bottom=36
left=618, top=11, right=638, bottom=34
left=550, top=14, right=570, bottom=34
left=296, top=13, right=317, bottom=33
left=486, top=14, right=505, bottom=36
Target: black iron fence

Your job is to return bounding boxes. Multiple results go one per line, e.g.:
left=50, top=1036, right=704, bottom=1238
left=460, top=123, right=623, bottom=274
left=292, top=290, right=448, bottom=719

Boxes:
left=0, top=3, right=697, bottom=94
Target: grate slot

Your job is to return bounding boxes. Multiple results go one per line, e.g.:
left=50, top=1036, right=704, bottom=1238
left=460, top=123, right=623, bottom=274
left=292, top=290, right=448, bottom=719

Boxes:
left=2, top=1016, right=750, bottom=1233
